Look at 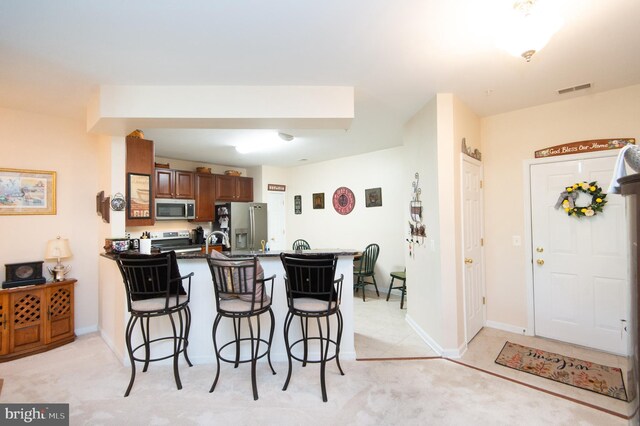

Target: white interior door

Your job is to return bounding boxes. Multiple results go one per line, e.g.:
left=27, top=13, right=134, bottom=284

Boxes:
left=267, top=191, right=286, bottom=250
left=462, top=156, right=485, bottom=342
left=530, top=155, right=628, bottom=355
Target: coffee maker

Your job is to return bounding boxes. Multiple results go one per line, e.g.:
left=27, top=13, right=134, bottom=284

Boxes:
left=192, top=226, right=204, bottom=245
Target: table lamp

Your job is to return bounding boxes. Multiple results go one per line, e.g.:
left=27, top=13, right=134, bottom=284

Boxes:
left=45, top=236, right=72, bottom=281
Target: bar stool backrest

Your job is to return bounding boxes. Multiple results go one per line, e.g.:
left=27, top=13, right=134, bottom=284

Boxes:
left=280, top=253, right=341, bottom=306
left=117, top=252, right=185, bottom=312
left=207, top=256, right=269, bottom=312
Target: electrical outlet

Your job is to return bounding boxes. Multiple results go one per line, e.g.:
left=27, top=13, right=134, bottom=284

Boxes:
left=512, top=235, right=521, bottom=246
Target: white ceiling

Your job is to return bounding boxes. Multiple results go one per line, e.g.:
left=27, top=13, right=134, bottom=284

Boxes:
left=1, top=0, right=639, bottom=168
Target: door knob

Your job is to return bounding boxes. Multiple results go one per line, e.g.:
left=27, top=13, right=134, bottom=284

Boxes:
left=464, top=258, right=473, bottom=264
left=536, top=247, right=544, bottom=253
left=536, top=259, right=544, bottom=265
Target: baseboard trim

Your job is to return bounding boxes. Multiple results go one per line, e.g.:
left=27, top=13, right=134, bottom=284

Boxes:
left=405, top=314, right=443, bottom=356
left=485, top=320, right=529, bottom=336
left=404, top=315, right=468, bottom=358
left=75, top=325, right=98, bottom=336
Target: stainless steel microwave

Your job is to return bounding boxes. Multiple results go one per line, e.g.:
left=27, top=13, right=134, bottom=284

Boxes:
left=155, top=198, right=196, bottom=220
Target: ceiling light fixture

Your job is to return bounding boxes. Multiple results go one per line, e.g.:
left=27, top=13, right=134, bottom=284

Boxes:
left=235, top=131, right=294, bottom=154
left=498, top=0, right=563, bottom=62
left=278, top=132, right=294, bottom=142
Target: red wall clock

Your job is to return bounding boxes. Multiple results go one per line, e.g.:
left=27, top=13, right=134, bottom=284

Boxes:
left=332, top=186, right=356, bottom=215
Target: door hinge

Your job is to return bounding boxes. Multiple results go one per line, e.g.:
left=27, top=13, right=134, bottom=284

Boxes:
left=480, top=238, right=484, bottom=246
left=482, top=296, right=486, bottom=305
left=480, top=180, right=483, bottom=189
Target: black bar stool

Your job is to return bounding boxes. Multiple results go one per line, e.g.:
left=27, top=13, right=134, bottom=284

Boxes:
left=206, top=255, right=276, bottom=400
left=116, top=251, right=194, bottom=397
left=280, top=253, right=344, bottom=402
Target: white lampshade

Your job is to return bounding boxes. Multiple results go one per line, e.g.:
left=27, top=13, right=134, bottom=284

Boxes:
left=45, top=237, right=72, bottom=260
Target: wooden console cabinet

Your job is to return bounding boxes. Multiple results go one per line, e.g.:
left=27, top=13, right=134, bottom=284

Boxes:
left=0, top=279, right=76, bottom=362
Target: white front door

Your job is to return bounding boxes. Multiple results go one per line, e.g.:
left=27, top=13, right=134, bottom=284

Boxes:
left=530, top=155, right=628, bottom=355
left=462, top=156, right=485, bottom=342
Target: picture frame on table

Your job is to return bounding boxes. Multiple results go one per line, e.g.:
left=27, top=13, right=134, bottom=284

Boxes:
left=127, top=173, right=151, bottom=219
left=0, top=168, right=56, bottom=215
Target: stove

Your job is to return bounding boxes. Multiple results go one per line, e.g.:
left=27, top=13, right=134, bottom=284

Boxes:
left=149, top=230, right=202, bottom=253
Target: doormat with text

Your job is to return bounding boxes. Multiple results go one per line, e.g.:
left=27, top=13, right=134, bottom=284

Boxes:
left=495, top=341, right=628, bottom=401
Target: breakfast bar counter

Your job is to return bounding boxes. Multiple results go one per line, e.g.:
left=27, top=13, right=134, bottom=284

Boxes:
left=98, top=250, right=358, bottom=366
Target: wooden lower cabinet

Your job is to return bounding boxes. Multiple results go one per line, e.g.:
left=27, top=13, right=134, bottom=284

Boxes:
left=0, top=279, right=76, bottom=362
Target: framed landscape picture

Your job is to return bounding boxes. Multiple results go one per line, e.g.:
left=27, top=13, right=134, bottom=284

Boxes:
left=0, top=168, right=56, bottom=215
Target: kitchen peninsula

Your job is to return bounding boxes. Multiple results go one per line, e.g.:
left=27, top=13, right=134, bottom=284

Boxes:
left=98, top=249, right=358, bottom=366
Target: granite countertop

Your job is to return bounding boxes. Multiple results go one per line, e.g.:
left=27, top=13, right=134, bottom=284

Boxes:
left=101, top=248, right=360, bottom=261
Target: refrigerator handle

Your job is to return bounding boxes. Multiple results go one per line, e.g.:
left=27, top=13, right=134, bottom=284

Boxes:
left=249, top=205, right=255, bottom=250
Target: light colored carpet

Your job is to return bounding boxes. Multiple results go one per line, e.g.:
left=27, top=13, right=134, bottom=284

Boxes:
left=0, top=333, right=626, bottom=425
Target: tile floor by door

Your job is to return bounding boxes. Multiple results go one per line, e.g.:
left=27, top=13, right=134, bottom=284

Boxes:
left=353, top=288, right=634, bottom=421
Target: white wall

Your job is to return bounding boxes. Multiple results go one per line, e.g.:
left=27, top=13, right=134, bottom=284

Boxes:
left=482, top=84, right=640, bottom=330
left=0, top=107, right=101, bottom=334
left=402, top=94, right=481, bottom=355
left=285, top=147, right=406, bottom=280
left=403, top=97, right=444, bottom=346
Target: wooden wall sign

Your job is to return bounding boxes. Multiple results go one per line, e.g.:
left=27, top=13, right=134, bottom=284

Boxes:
left=535, top=138, right=635, bottom=158
left=268, top=184, right=286, bottom=191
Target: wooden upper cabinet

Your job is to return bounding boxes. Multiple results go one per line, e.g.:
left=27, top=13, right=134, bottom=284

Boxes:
left=215, top=175, right=253, bottom=202
left=154, top=169, right=194, bottom=199
left=193, top=173, right=215, bottom=222
left=155, top=169, right=174, bottom=198
left=174, top=170, right=194, bottom=199
left=126, top=137, right=155, bottom=226
left=215, top=175, right=236, bottom=201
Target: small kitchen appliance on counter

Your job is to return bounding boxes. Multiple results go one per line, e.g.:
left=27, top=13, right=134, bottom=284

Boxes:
left=192, top=226, right=205, bottom=245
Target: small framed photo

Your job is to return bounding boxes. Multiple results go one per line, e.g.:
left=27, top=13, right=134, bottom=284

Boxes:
left=127, top=173, right=151, bottom=219
left=0, top=168, right=56, bottom=215
left=365, top=187, right=382, bottom=208
left=294, top=195, right=302, bottom=215
left=313, top=193, right=325, bottom=209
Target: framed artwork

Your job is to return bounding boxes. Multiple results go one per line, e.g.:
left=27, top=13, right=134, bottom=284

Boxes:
left=294, top=195, right=302, bottom=214
left=0, top=168, right=56, bottom=215
left=365, top=187, right=382, bottom=207
left=313, top=192, right=325, bottom=209
left=127, top=173, right=151, bottom=219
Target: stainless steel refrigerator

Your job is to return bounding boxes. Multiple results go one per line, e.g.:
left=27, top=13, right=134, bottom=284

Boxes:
left=214, top=202, right=268, bottom=251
